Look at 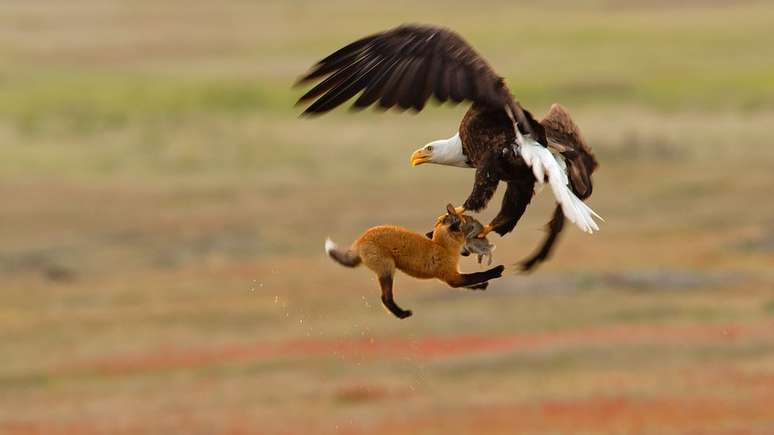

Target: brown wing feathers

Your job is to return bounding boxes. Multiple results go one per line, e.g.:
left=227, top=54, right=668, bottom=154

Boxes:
left=542, top=104, right=595, bottom=160
left=541, top=103, right=597, bottom=198
left=296, top=34, right=380, bottom=84
left=295, top=25, right=509, bottom=115
left=353, top=56, right=401, bottom=108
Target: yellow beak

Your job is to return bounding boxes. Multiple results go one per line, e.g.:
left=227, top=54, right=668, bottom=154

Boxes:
left=410, top=149, right=432, bottom=166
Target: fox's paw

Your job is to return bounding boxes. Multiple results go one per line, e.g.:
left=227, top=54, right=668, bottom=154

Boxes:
left=395, top=309, right=413, bottom=319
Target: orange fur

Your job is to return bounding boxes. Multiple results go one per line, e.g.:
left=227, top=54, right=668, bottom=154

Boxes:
left=326, top=204, right=504, bottom=319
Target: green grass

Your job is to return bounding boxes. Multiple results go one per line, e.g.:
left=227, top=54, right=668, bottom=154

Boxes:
left=0, top=73, right=289, bottom=133
left=0, top=1, right=772, bottom=140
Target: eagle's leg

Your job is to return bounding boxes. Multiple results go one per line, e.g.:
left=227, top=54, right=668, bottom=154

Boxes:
left=488, top=181, right=535, bottom=237
left=462, top=153, right=500, bottom=213
left=477, top=224, right=493, bottom=238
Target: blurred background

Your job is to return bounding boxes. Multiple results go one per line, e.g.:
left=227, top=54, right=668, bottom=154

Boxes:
left=1, top=1, right=773, bottom=434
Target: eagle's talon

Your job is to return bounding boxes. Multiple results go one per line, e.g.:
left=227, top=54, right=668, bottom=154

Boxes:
left=477, top=224, right=493, bottom=238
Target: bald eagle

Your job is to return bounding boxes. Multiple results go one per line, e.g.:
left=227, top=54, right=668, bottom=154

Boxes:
left=295, top=24, right=601, bottom=271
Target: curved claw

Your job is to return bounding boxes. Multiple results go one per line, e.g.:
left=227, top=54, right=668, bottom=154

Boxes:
left=477, top=224, right=493, bottom=238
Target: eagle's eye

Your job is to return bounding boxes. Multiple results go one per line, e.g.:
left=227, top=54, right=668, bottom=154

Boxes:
left=426, top=145, right=433, bottom=151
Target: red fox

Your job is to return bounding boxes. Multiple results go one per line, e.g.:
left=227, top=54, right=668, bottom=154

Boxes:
left=325, top=204, right=505, bottom=319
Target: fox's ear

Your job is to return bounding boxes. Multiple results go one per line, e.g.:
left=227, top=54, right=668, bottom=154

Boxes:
left=446, top=203, right=456, bottom=215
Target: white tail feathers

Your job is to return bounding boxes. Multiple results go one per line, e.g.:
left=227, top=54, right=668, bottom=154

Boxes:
left=518, top=139, right=603, bottom=234
left=324, top=238, right=337, bottom=255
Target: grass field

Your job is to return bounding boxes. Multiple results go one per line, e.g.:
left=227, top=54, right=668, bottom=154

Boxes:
left=1, top=1, right=773, bottom=434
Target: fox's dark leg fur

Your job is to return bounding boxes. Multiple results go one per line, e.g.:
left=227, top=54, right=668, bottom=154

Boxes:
left=520, top=205, right=564, bottom=272
left=379, top=274, right=412, bottom=319
left=448, top=265, right=505, bottom=288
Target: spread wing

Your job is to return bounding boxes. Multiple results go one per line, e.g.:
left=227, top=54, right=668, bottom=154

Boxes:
left=541, top=103, right=598, bottom=198
left=295, top=24, right=513, bottom=115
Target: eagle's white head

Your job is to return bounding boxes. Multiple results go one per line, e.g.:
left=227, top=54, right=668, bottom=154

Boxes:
left=410, top=133, right=471, bottom=168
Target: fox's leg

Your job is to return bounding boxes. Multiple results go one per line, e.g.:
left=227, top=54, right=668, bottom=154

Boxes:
left=358, top=243, right=411, bottom=319
left=379, top=274, right=412, bottom=319
left=447, top=265, right=505, bottom=288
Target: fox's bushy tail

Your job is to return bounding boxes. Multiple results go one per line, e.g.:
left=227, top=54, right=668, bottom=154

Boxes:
left=324, top=238, right=361, bottom=267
